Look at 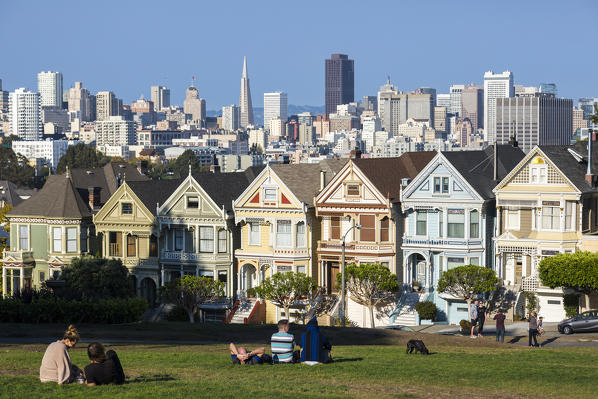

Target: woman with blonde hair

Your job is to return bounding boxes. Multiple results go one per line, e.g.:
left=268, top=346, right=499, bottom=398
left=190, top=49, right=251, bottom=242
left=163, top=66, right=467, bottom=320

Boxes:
left=40, top=325, right=84, bottom=384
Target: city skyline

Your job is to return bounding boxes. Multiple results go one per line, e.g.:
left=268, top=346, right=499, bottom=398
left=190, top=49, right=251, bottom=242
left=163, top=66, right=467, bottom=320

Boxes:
left=1, top=0, right=597, bottom=109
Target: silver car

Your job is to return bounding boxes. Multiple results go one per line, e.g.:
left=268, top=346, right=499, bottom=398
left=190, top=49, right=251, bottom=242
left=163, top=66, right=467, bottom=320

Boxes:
left=558, top=310, right=598, bottom=334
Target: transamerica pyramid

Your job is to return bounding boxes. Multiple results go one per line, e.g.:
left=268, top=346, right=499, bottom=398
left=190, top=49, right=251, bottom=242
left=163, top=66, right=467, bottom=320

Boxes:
left=239, top=56, right=254, bottom=128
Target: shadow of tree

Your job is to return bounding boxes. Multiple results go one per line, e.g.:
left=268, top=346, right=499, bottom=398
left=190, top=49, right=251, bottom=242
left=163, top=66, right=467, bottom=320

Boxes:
left=331, top=357, right=363, bottom=363
left=127, top=374, right=176, bottom=384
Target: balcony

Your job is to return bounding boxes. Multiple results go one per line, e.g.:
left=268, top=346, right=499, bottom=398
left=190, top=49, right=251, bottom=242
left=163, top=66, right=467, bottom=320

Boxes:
left=272, top=248, right=310, bottom=257
left=2, top=250, right=35, bottom=264
left=317, top=241, right=395, bottom=254
left=402, top=237, right=483, bottom=247
left=160, top=251, right=230, bottom=263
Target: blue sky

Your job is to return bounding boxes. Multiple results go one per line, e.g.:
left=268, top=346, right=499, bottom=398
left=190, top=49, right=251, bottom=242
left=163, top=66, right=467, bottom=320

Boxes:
left=1, top=0, right=597, bottom=109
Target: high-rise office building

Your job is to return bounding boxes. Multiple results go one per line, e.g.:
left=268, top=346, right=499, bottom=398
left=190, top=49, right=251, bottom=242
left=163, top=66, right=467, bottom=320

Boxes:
left=377, top=77, right=398, bottom=118
left=95, top=116, right=136, bottom=146
left=495, top=93, right=572, bottom=152
left=325, top=54, right=354, bottom=116
left=361, top=95, right=377, bottom=112
left=37, top=71, right=63, bottom=108
left=433, top=106, right=448, bottom=135
left=514, top=85, right=538, bottom=96
left=413, top=87, right=436, bottom=106
left=539, top=83, right=557, bottom=96
left=578, top=98, right=598, bottom=125
left=436, top=94, right=450, bottom=108
left=95, top=91, right=119, bottom=121
left=0, top=79, right=8, bottom=115
left=67, top=82, right=92, bottom=121
left=484, top=70, right=514, bottom=143
left=239, top=56, right=254, bottom=128
left=378, top=93, right=434, bottom=136
left=449, top=84, right=465, bottom=117
left=573, top=107, right=588, bottom=134
left=222, top=104, right=240, bottom=131
left=461, top=86, right=484, bottom=131
left=184, top=86, right=206, bottom=123
left=263, top=92, right=288, bottom=130
left=8, top=88, right=42, bottom=140
left=151, top=85, right=170, bottom=111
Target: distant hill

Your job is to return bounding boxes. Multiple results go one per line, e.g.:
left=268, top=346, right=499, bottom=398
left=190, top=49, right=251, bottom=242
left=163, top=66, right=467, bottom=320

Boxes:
left=206, top=105, right=325, bottom=127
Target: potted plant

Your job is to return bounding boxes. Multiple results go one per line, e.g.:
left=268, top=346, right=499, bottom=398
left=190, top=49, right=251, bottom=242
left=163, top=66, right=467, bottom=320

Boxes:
left=412, top=281, right=421, bottom=292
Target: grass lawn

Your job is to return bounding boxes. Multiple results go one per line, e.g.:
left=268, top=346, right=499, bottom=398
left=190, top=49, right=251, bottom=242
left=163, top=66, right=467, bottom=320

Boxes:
left=0, top=323, right=596, bottom=398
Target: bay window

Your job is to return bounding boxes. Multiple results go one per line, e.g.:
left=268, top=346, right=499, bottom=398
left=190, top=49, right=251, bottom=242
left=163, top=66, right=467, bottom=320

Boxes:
left=416, top=211, right=427, bottom=236
left=359, top=215, right=375, bottom=242
left=380, top=217, right=389, bottom=242
left=447, top=209, right=465, bottom=238
left=66, top=227, right=77, bottom=253
left=200, top=227, right=214, bottom=253
left=330, top=217, right=341, bottom=240
left=249, top=223, right=260, bottom=245
left=276, top=220, right=292, bottom=247
left=19, top=225, right=28, bottom=250
left=541, top=206, right=560, bottom=230
left=296, top=222, right=306, bottom=247
left=52, top=227, right=62, bottom=252
left=218, top=229, right=227, bottom=253
left=470, top=210, right=479, bottom=238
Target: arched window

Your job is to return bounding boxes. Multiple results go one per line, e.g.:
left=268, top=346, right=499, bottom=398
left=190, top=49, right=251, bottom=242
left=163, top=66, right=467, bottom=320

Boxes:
left=380, top=217, right=389, bottom=242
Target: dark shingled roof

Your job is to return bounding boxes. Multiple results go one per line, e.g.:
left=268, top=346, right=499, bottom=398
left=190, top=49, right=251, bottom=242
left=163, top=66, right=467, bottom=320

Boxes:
left=0, top=180, right=24, bottom=207
left=443, top=145, right=525, bottom=200
left=271, top=159, right=348, bottom=205
left=352, top=152, right=437, bottom=202
left=8, top=162, right=149, bottom=219
left=127, top=179, right=183, bottom=215
left=538, top=142, right=598, bottom=193
left=192, top=166, right=265, bottom=211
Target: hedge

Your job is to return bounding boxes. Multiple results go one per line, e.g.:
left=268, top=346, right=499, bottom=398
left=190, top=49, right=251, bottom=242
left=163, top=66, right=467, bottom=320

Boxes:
left=415, top=301, right=438, bottom=321
left=0, top=296, right=148, bottom=324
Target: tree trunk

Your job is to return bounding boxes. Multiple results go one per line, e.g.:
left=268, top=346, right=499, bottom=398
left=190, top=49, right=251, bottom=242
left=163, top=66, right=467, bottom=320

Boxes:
left=368, top=304, right=375, bottom=328
left=187, top=308, right=195, bottom=323
left=284, top=305, right=290, bottom=321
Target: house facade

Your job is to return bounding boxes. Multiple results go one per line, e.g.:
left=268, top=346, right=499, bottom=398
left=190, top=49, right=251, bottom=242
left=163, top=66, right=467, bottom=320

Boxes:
left=494, top=143, right=598, bottom=321
left=314, top=153, right=435, bottom=327
left=233, top=160, right=346, bottom=323
left=400, top=146, right=524, bottom=324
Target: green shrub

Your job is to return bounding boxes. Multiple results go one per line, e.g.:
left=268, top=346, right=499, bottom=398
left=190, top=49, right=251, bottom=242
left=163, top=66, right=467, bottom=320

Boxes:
left=166, top=305, right=191, bottom=322
left=0, top=296, right=147, bottom=324
left=246, top=287, right=257, bottom=298
left=415, top=301, right=437, bottom=321
left=563, top=293, right=579, bottom=318
left=459, top=319, right=472, bottom=333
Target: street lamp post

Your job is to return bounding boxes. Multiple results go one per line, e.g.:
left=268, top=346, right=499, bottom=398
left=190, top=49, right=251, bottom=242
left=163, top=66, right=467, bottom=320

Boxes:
left=340, top=223, right=361, bottom=327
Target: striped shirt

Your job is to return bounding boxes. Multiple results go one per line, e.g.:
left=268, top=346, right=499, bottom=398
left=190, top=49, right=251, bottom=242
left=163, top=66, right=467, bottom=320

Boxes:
left=271, top=331, right=295, bottom=363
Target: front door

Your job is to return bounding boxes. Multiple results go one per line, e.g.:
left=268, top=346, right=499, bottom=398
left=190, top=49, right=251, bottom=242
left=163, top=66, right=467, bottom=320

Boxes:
left=515, top=255, right=523, bottom=285
left=327, top=262, right=340, bottom=294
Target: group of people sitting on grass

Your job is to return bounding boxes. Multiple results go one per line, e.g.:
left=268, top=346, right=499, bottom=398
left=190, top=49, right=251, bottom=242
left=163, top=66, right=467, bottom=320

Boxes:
left=39, top=325, right=125, bottom=385
left=229, top=317, right=332, bottom=365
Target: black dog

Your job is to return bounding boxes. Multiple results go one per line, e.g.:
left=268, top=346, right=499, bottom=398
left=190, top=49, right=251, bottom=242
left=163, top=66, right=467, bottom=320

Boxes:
left=406, top=339, right=429, bottom=355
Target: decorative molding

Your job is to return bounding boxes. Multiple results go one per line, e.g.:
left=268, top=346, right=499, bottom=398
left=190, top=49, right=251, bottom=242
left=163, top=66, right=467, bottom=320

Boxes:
left=9, top=217, right=81, bottom=225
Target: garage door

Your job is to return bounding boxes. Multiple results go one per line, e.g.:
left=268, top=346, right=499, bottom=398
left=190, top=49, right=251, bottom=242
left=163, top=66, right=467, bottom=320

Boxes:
left=538, top=294, right=566, bottom=322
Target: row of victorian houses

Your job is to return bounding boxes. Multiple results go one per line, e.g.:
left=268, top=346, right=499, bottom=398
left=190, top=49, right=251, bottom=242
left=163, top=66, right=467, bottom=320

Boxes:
left=3, top=140, right=598, bottom=325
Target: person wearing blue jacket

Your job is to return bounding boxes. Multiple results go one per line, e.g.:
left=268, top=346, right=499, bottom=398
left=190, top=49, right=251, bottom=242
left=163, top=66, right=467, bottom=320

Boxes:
left=299, top=317, right=332, bottom=363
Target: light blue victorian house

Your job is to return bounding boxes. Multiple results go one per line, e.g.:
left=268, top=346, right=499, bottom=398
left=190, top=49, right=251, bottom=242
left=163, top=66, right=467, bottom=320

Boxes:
left=397, top=145, right=524, bottom=324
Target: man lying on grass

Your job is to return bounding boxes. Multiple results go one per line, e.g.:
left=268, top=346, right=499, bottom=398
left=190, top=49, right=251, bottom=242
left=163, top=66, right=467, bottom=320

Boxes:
left=229, top=343, right=267, bottom=365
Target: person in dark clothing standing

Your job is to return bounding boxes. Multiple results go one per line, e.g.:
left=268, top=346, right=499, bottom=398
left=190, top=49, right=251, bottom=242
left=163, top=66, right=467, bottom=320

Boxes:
left=84, top=342, right=125, bottom=386
left=528, top=311, right=539, bottom=347
left=300, top=317, right=332, bottom=363
left=477, top=301, right=487, bottom=336
left=493, top=309, right=506, bottom=343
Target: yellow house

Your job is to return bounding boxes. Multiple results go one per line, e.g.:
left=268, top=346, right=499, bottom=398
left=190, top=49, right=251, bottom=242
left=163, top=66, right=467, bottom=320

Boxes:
left=233, top=159, right=347, bottom=323
left=494, top=143, right=598, bottom=321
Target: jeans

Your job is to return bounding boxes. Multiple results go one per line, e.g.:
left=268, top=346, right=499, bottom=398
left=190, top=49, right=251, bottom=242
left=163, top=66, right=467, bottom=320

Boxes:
left=496, top=328, right=505, bottom=343
left=528, top=329, right=538, bottom=346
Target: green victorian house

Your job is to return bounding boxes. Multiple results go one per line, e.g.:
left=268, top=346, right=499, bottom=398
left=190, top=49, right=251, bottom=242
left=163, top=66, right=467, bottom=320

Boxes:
left=1, top=162, right=148, bottom=297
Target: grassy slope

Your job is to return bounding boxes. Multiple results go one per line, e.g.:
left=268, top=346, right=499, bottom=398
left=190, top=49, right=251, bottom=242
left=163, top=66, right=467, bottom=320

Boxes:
left=1, top=337, right=597, bottom=398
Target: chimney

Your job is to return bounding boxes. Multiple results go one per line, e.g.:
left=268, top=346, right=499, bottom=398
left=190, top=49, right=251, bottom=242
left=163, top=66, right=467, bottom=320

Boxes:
left=586, top=130, right=594, bottom=186
left=350, top=147, right=362, bottom=159
left=493, top=143, right=498, bottom=181
left=320, top=170, right=327, bottom=191
left=210, top=164, right=221, bottom=173
left=88, top=187, right=99, bottom=209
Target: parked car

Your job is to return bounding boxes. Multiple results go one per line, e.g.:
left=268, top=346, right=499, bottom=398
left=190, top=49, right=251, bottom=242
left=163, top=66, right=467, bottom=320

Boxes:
left=558, top=310, right=598, bottom=334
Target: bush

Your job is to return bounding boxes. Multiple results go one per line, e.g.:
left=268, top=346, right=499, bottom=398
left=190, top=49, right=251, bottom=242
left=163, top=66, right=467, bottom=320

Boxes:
left=415, top=301, right=437, bottom=321
left=246, top=287, right=257, bottom=298
left=61, top=257, right=132, bottom=299
left=166, top=306, right=191, bottom=322
left=0, top=296, right=147, bottom=324
left=563, top=293, right=579, bottom=318
left=459, top=319, right=472, bottom=334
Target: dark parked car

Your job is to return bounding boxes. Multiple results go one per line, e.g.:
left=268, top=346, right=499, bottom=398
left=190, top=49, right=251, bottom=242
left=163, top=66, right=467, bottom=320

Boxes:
left=558, top=310, right=598, bottom=334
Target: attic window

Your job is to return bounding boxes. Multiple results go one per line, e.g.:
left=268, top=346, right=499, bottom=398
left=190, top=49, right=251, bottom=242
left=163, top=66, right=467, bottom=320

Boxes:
left=187, top=197, right=199, bottom=209
left=264, top=188, right=277, bottom=202
left=122, top=203, right=133, bottom=215
left=347, top=184, right=360, bottom=196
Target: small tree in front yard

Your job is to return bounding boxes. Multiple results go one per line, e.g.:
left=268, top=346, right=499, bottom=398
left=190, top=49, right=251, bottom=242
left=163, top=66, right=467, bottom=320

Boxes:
left=336, top=263, right=400, bottom=328
left=436, top=264, right=499, bottom=313
left=162, top=275, right=224, bottom=323
left=255, top=272, right=316, bottom=320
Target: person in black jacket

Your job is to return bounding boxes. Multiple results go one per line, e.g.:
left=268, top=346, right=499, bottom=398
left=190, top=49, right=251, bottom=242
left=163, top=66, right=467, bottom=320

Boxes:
left=477, top=301, right=487, bottom=336
left=84, top=342, right=125, bottom=386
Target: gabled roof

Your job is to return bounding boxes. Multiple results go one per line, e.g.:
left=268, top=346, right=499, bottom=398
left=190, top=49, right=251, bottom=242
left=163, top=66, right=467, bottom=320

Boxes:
left=537, top=142, right=598, bottom=193
left=9, top=175, right=91, bottom=218
left=270, top=159, right=348, bottom=205
left=191, top=166, right=265, bottom=211
left=352, top=152, right=436, bottom=202
left=442, top=145, right=525, bottom=200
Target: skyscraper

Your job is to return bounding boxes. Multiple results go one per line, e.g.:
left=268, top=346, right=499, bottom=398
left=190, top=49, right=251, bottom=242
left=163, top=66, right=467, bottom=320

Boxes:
left=184, top=85, right=206, bottom=124
left=495, top=93, right=572, bottom=152
left=37, top=71, right=63, bottom=108
left=378, top=92, right=434, bottom=135
left=239, top=56, right=254, bottom=128
left=325, top=54, right=354, bottom=116
left=483, top=70, right=514, bottom=143
left=9, top=88, right=41, bottom=140
left=263, top=92, right=288, bottom=130
left=95, top=91, right=121, bottom=121
left=539, top=83, right=557, bottom=96
left=461, top=86, right=484, bottom=131
left=222, top=104, right=240, bottom=131
left=151, top=85, right=170, bottom=111
left=68, top=82, right=92, bottom=121
left=449, top=84, right=465, bottom=117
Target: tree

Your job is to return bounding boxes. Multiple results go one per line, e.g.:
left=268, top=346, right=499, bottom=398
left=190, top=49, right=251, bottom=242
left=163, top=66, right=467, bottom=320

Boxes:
left=336, top=263, right=400, bottom=328
left=60, top=256, right=132, bottom=299
left=0, top=204, right=10, bottom=295
left=538, top=252, right=598, bottom=311
left=0, top=147, right=35, bottom=186
left=161, top=275, right=225, bottom=323
left=255, top=272, right=316, bottom=320
left=436, top=264, right=499, bottom=312
left=170, top=150, right=201, bottom=178
left=56, top=143, right=110, bottom=174
left=1, top=135, right=20, bottom=148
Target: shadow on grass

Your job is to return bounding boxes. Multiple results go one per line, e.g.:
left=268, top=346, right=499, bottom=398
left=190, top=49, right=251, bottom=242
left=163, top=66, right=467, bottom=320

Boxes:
left=540, top=337, right=559, bottom=347
left=508, top=335, right=524, bottom=344
left=127, top=374, right=176, bottom=384
left=331, top=357, right=363, bottom=363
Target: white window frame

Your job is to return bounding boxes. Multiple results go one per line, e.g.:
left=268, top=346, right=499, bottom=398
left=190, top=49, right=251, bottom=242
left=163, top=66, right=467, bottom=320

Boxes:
left=530, top=165, right=547, bottom=184
left=565, top=201, right=576, bottom=231
left=19, top=225, right=29, bottom=250
left=199, top=227, right=214, bottom=253
left=469, top=210, right=480, bottom=238
left=249, top=223, right=260, bottom=246
left=415, top=211, right=427, bottom=236
left=296, top=222, right=306, bottom=248
left=263, top=187, right=277, bottom=202
left=541, top=206, right=560, bottom=231
left=276, top=220, right=292, bottom=248
left=506, top=209, right=520, bottom=230
left=52, top=227, right=62, bottom=253
left=66, top=227, right=77, bottom=253
left=218, top=229, right=227, bottom=253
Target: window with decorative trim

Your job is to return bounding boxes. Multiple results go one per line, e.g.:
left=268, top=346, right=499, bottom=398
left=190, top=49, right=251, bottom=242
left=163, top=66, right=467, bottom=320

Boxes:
left=330, top=217, right=341, bottom=240
left=200, top=227, right=214, bottom=253
left=346, top=183, right=360, bottom=196
left=438, top=210, right=444, bottom=237
left=187, top=196, right=199, bottom=209
left=218, top=229, right=227, bottom=253
left=296, top=222, right=306, bottom=247
left=276, top=220, right=292, bottom=247
left=416, top=211, right=427, bottom=236
left=447, top=209, right=465, bottom=238
left=380, top=217, right=389, bottom=242
left=127, top=235, right=136, bottom=257
left=66, top=228, right=77, bottom=253
left=530, top=158, right=547, bottom=184
left=264, top=188, right=277, bottom=202
left=249, top=223, right=260, bottom=245
left=541, top=206, right=560, bottom=230
left=565, top=201, right=576, bottom=231
left=506, top=209, right=519, bottom=231
left=470, top=210, right=479, bottom=238
left=52, top=227, right=62, bottom=253
left=121, top=203, right=133, bottom=215
left=359, top=215, right=375, bottom=242
left=19, top=225, right=29, bottom=250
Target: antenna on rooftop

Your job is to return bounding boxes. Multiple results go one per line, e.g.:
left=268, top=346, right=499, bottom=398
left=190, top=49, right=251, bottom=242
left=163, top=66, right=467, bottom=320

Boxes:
left=191, top=76, right=196, bottom=87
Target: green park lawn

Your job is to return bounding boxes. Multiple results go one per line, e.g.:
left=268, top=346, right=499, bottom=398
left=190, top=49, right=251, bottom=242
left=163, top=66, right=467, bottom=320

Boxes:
left=0, top=323, right=596, bottom=399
